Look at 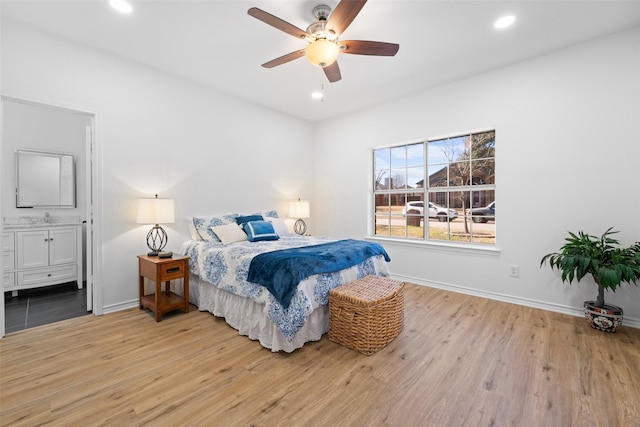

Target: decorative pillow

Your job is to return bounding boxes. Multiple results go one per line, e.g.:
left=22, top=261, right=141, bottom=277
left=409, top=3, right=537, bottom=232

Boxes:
left=242, top=220, right=279, bottom=242
left=192, top=213, right=239, bottom=242
left=261, top=210, right=279, bottom=219
left=211, top=223, right=248, bottom=245
left=235, top=214, right=264, bottom=226
left=186, top=216, right=201, bottom=240
left=265, top=217, right=291, bottom=236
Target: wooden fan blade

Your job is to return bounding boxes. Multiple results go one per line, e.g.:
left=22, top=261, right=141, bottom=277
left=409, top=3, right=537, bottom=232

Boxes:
left=326, top=0, right=367, bottom=36
left=323, top=61, right=342, bottom=83
left=339, top=40, right=399, bottom=56
left=261, top=50, right=306, bottom=68
left=248, top=7, right=308, bottom=40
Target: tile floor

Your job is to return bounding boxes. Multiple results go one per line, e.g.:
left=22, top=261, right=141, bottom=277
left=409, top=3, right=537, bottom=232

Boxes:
left=4, top=281, right=90, bottom=334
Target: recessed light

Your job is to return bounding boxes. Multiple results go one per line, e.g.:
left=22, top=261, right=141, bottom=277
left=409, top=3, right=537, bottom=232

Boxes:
left=311, top=91, right=323, bottom=100
left=110, top=0, right=133, bottom=14
left=494, top=15, right=516, bottom=29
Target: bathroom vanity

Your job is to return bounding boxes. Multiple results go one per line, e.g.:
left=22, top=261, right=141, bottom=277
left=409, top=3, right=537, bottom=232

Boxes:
left=3, top=217, right=83, bottom=295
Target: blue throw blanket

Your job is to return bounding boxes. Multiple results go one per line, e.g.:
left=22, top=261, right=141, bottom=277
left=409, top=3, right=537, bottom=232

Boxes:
left=247, top=239, right=391, bottom=309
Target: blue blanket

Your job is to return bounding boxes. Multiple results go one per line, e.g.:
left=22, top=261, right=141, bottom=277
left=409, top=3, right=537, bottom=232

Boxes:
left=247, top=239, right=390, bottom=309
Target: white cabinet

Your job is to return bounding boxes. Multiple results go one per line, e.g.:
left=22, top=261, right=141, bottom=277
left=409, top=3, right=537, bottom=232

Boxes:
left=2, top=231, right=16, bottom=289
left=6, top=225, right=83, bottom=292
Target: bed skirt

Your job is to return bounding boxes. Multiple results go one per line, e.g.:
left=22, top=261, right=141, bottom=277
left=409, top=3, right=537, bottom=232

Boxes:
left=188, top=275, right=328, bottom=353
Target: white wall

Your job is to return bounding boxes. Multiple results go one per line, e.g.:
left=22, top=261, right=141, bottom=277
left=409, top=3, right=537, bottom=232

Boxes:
left=1, top=22, right=315, bottom=311
left=314, top=27, right=640, bottom=323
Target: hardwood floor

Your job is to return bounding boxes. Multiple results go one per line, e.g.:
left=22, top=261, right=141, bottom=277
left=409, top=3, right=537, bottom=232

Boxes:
left=1, top=283, right=639, bottom=426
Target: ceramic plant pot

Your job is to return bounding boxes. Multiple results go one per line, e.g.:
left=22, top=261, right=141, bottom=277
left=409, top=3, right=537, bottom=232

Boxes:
left=583, top=301, right=623, bottom=332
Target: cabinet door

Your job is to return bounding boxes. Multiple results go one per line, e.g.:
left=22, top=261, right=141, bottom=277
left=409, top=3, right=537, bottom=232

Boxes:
left=49, top=227, right=77, bottom=265
left=17, top=230, right=49, bottom=269
left=2, top=232, right=15, bottom=251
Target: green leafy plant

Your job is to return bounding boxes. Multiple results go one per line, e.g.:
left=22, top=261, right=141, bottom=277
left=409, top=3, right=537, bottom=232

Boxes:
left=540, top=227, right=640, bottom=308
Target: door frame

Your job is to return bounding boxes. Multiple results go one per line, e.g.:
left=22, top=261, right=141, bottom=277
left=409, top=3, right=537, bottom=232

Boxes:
left=0, top=95, right=103, bottom=338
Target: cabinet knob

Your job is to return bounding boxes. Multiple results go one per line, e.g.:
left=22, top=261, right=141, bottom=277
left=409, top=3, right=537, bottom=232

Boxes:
left=47, top=273, right=52, bottom=277
left=44, top=238, right=49, bottom=242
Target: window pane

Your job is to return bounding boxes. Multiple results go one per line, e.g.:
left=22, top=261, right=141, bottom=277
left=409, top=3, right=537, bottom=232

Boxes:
left=449, top=135, right=468, bottom=162
left=404, top=193, right=424, bottom=239
left=391, top=146, right=406, bottom=168
left=471, top=131, right=495, bottom=159
left=468, top=190, right=495, bottom=245
left=374, top=194, right=390, bottom=236
left=375, top=169, right=390, bottom=189
left=428, top=139, right=448, bottom=165
left=449, top=161, right=469, bottom=186
left=374, top=148, right=390, bottom=170
left=389, top=168, right=406, bottom=189
left=375, top=213, right=390, bottom=236
left=471, top=158, right=495, bottom=185
left=428, top=164, right=448, bottom=188
left=407, top=166, right=424, bottom=189
left=407, top=143, right=424, bottom=167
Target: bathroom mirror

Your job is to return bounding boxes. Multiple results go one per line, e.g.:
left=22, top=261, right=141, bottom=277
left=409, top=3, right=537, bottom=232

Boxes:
left=16, top=149, right=76, bottom=208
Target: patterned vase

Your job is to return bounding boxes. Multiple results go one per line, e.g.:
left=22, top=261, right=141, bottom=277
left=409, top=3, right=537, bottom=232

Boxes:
left=583, top=301, right=623, bottom=332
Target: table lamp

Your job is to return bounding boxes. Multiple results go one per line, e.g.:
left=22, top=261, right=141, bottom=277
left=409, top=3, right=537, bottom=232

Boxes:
left=137, top=194, right=175, bottom=256
left=289, top=198, right=310, bottom=235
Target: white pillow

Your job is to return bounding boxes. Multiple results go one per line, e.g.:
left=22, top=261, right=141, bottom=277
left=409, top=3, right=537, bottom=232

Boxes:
left=211, top=223, right=248, bottom=245
left=186, top=216, right=201, bottom=240
left=265, top=217, right=291, bottom=236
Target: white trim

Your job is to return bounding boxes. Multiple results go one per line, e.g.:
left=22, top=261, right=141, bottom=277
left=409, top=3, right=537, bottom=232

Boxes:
left=0, top=100, right=5, bottom=338
left=102, top=299, right=139, bottom=315
left=366, top=235, right=500, bottom=256
left=389, top=273, right=640, bottom=330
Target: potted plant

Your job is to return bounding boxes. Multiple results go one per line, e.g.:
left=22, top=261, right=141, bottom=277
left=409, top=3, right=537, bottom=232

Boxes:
left=540, top=227, right=640, bottom=332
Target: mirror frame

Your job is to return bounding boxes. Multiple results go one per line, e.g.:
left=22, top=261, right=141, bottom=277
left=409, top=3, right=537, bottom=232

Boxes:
left=15, top=149, right=77, bottom=208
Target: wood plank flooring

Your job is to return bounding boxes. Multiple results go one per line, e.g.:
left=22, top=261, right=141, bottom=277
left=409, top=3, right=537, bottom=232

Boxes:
left=1, top=283, right=639, bottom=426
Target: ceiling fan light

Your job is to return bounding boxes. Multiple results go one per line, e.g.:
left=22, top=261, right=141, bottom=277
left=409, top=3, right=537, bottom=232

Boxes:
left=305, top=39, right=340, bottom=68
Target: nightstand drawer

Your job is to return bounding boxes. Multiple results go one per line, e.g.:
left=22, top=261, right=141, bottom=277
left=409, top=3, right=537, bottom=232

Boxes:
left=159, top=260, right=186, bottom=281
left=18, top=265, right=78, bottom=287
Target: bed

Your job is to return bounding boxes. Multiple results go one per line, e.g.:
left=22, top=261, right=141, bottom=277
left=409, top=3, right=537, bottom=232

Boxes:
left=178, top=211, right=391, bottom=352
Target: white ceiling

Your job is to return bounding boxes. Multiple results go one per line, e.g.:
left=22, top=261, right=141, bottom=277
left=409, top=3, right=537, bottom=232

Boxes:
left=3, top=0, right=640, bottom=122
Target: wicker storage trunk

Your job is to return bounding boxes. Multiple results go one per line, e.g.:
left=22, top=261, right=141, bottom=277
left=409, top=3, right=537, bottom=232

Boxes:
left=329, top=275, right=404, bottom=355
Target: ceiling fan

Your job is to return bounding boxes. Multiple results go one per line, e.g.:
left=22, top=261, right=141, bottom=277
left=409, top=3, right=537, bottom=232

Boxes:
left=247, top=0, right=399, bottom=83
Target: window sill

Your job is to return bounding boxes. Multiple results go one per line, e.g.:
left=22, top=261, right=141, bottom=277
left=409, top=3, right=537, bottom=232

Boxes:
left=365, top=236, right=501, bottom=256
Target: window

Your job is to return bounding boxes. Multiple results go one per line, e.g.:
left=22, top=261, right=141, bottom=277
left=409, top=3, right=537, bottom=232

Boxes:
left=373, top=130, right=496, bottom=244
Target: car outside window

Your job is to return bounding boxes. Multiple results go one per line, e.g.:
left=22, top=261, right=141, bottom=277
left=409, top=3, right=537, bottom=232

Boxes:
left=373, top=130, right=496, bottom=244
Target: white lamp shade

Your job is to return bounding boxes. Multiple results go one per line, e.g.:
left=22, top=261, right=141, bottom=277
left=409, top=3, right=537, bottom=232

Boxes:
left=289, top=199, right=310, bottom=219
left=136, top=198, right=175, bottom=224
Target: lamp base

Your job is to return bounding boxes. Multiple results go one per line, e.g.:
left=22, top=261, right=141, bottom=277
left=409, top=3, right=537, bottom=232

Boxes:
left=146, top=225, right=168, bottom=256
left=294, top=218, right=307, bottom=235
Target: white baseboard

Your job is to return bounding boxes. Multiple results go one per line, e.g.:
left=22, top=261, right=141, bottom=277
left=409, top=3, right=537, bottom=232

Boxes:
left=390, top=273, right=640, bottom=330
left=102, top=299, right=139, bottom=315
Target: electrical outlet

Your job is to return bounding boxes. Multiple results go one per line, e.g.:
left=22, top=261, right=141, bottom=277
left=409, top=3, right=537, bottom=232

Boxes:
left=509, top=264, right=519, bottom=277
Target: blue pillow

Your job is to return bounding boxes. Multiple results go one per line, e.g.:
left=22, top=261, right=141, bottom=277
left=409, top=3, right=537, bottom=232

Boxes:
left=236, top=214, right=263, bottom=226
left=243, top=220, right=279, bottom=242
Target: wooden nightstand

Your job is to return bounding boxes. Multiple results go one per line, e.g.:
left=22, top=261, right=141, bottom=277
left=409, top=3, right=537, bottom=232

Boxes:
left=138, top=254, right=190, bottom=322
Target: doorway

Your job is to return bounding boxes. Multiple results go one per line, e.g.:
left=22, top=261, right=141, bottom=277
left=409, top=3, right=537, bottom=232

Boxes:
left=0, top=97, right=101, bottom=337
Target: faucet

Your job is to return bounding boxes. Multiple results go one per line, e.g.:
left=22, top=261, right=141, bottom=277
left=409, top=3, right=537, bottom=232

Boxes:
left=45, top=212, right=50, bottom=223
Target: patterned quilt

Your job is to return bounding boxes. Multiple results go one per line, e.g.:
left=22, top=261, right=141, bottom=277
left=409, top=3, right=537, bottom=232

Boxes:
left=179, top=236, right=390, bottom=341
